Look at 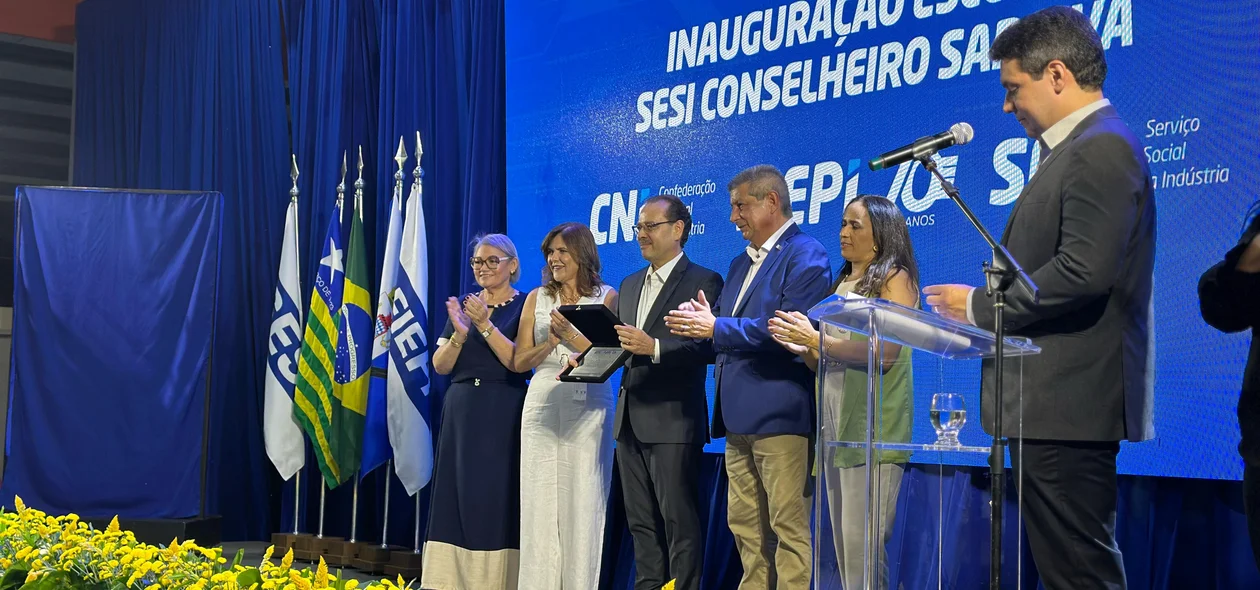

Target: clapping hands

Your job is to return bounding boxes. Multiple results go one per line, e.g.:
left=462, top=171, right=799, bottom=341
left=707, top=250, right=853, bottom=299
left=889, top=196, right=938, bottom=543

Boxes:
left=665, top=290, right=716, bottom=339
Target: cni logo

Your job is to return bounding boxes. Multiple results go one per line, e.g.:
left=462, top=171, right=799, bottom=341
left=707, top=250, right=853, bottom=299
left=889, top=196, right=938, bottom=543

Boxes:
left=590, top=188, right=651, bottom=245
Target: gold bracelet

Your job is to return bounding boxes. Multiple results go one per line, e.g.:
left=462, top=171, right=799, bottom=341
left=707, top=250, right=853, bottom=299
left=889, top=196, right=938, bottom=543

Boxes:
left=450, top=337, right=465, bottom=348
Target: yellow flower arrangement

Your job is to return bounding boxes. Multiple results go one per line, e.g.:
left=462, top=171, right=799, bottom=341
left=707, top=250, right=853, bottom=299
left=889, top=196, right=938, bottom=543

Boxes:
left=0, top=497, right=413, bottom=590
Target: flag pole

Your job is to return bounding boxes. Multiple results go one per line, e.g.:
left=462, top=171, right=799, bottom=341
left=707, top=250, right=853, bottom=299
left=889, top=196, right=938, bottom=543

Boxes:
left=350, top=478, right=360, bottom=543
left=412, top=132, right=426, bottom=556
left=318, top=151, right=348, bottom=544
left=377, top=131, right=428, bottom=578
left=293, top=471, right=302, bottom=535
left=379, top=138, right=408, bottom=551
left=380, top=461, right=393, bottom=547
left=290, top=154, right=303, bottom=537
left=414, top=492, right=422, bottom=553
left=318, top=484, right=327, bottom=539
left=349, top=146, right=366, bottom=545
left=272, top=154, right=313, bottom=558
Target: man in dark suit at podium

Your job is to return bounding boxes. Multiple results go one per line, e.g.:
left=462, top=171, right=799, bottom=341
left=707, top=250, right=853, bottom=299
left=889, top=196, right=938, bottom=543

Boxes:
left=613, top=193, right=722, bottom=590
left=925, top=7, right=1156, bottom=589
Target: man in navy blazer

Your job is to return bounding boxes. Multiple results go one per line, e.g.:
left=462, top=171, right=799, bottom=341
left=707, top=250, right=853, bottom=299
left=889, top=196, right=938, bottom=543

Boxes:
left=668, top=165, right=831, bottom=589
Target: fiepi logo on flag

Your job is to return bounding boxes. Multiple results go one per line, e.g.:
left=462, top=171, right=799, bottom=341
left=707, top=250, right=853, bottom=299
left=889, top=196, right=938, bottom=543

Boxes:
left=268, top=288, right=302, bottom=382
left=389, top=288, right=429, bottom=377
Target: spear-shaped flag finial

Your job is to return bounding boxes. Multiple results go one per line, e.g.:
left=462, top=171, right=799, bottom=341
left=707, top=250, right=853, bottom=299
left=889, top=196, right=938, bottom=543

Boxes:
left=289, top=155, right=299, bottom=201
left=355, top=146, right=365, bottom=191
left=413, top=132, right=424, bottom=183
left=394, top=137, right=408, bottom=187
left=337, top=151, right=348, bottom=202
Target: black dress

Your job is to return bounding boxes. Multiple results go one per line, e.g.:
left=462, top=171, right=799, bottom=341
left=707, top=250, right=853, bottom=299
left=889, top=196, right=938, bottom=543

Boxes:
left=421, top=293, right=531, bottom=590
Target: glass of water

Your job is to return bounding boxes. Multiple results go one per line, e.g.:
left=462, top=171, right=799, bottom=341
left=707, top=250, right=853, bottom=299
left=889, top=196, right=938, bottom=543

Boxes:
left=930, top=393, right=966, bottom=448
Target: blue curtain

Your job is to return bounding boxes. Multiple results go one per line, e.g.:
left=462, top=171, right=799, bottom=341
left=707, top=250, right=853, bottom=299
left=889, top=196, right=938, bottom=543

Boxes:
left=1, top=188, right=221, bottom=520
left=71, top=0, right=291, bottom=541
left=284, top=0, right=381, bottom=284
left=278, top=0, right=509, bottom=548
left=281, top=0, right=384, bottom=540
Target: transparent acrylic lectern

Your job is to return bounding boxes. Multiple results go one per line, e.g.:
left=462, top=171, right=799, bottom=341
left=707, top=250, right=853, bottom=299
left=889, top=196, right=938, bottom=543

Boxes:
left=807, top=295, right=1040, bottom=590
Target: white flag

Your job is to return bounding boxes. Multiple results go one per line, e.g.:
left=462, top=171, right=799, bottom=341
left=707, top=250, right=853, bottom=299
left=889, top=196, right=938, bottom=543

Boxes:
left=361, top=180, right=404, bottom=476
left=263, top=199, right=306, bottom=480
left=387, top=166, right=434, bottom=495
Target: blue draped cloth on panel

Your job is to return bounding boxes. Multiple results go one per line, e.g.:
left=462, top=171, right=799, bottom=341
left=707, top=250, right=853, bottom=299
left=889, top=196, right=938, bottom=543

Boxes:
left=0, top=188, right=221, bottom=520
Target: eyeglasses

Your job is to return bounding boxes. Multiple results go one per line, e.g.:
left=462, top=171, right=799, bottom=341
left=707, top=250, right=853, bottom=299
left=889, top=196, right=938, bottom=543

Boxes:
left=469, top=256, right=514, bottom=269
left=632, top=219, right=678, bottom=234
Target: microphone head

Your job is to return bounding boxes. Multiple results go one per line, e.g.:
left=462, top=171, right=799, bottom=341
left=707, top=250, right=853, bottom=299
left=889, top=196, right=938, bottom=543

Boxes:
left=950, top=122, right=974, bottom=145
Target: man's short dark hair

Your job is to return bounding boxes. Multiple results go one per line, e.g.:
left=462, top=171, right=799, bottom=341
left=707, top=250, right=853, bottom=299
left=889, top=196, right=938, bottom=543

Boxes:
left=728, top=164, right=793, bottom=217
left=643, top=193, right=692, bottom=247
left=989, top=6, right=1107, bottom=90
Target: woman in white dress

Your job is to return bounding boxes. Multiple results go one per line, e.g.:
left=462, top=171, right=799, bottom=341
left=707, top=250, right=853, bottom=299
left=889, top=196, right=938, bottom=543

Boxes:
left=512, top=221, right=618, bottom=589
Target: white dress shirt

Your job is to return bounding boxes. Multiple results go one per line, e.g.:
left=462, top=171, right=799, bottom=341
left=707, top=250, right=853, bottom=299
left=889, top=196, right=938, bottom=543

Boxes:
left=965, top=98, right=1111, bottom=325
left=639, top=250, right=684, bottom=363
left=734, top=219, right=795, bottom=311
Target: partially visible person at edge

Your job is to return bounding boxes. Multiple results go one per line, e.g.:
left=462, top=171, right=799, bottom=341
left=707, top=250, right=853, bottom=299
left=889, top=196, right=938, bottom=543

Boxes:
left=1199, top=205, right=1260, bottom=568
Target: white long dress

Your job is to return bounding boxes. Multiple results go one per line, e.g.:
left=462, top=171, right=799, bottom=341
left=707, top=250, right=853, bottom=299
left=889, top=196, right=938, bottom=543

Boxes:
left=517, top=284, right=616, bottom=590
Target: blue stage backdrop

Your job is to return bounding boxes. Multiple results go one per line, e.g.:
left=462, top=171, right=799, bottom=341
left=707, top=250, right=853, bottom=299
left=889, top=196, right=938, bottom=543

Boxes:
left=1, top=187, right=223, bottom=519
left=506, top=0, right=1260, bottom=479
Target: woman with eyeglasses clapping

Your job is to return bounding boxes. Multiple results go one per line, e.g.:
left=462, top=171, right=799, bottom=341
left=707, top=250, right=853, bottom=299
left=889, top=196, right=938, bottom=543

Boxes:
left=423, top=233, right=531, bottom=590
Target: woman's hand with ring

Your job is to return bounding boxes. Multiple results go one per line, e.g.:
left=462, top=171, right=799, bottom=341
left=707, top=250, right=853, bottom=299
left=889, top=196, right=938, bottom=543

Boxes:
left=768, top=310, right=818, bottom=348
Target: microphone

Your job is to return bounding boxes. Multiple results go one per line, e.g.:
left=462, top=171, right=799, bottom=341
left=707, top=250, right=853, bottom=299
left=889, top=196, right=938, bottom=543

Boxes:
left=868, top=122, right=974, bottom=171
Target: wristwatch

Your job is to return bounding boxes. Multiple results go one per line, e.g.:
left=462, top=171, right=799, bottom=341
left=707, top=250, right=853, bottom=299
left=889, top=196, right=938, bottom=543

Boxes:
left=480, top=325, right=494, bottom=339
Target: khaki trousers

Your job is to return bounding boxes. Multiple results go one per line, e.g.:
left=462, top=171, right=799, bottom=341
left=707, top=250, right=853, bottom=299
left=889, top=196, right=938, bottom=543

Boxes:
left=724, top=433, right=812, bottom=590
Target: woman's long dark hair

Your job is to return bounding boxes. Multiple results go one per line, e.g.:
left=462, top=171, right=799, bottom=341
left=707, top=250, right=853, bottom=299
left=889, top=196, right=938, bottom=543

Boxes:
left=837, top=195, right=920, bottom=300
left=540, top=222, right=603, bottom=299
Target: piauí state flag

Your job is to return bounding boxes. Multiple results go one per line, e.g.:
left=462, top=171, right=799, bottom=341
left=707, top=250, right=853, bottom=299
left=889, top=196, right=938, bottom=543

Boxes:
left=262, top=199, right=305, bottom=480
left=388, top=170, right=434, bottom=495
left=362, top=183, right=403, bottom=478
left=293, top=201, right=347, bottom=488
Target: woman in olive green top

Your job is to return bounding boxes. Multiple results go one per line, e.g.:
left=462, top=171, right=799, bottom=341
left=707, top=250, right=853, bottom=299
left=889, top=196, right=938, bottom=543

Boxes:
left=769, top=195, right=918, bottom=590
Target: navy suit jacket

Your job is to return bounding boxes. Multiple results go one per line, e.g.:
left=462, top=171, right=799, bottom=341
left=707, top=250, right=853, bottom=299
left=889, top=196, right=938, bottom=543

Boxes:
left=711, top=223, right=832, bottom=438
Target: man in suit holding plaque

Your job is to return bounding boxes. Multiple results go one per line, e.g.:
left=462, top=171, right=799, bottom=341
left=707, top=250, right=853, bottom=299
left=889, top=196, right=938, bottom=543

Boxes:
left=667, top=165, right=832, bottom=589
left=925, top=7, right=1156, bottom=589
left=613, top=193, right=722, bottom=590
